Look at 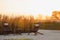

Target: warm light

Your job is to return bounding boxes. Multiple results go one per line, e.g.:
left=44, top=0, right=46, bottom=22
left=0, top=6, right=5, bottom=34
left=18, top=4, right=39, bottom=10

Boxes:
left=0, top=0, right=60, bottom=19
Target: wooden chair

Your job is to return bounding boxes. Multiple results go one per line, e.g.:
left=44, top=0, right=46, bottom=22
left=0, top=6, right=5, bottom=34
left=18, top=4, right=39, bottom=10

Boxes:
left=2, top=22, right=12, bottom=35
left=28, top=23, right=43, bottom=35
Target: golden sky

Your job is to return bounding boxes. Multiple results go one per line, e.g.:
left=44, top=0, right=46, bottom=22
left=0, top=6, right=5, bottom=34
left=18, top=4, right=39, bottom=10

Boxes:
left=0, top=0, right=60, bottom=17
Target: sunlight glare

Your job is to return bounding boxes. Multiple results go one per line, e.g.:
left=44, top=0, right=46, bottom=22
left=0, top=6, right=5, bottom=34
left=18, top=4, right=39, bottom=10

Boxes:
left=0, top=0, right=59, bottom=19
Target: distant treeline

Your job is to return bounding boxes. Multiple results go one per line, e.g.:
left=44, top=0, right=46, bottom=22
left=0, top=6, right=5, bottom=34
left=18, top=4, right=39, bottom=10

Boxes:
left=40, top=21, right=60, bottom=30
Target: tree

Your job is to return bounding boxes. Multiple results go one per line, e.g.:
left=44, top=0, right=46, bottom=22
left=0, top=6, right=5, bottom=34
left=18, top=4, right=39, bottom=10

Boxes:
left=52, top=11, right=60, bottom=20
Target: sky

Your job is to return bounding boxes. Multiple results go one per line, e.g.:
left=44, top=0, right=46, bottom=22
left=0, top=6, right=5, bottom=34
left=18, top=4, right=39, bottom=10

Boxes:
left=0, top=0, right=60, bottom=17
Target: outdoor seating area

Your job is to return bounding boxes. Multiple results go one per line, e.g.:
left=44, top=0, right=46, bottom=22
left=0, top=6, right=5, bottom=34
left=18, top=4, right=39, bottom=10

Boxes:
left=0, top=21, right=43, bottom=35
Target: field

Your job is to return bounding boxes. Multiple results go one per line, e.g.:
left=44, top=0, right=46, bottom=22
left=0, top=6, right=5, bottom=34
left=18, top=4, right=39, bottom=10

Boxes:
left=0, top=30, right=60, bottom=40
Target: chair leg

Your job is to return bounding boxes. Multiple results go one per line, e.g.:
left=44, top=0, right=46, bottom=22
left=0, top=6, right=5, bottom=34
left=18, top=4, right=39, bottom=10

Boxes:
left=19, top=31, right=22, bottom=35
left=37, top=32, right=43, bottom=35
left=34, top=32, right=37, bottom=35
left=28, top=32, right=30, bottom=35
left=16, top=30, right=22, bottom=35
